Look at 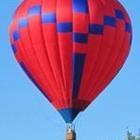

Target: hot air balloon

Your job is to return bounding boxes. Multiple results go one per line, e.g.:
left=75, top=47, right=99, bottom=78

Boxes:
left=9, top=0, right=132, bottom=139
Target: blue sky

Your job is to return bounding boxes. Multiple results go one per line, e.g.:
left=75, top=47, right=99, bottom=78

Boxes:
left=0, top=0, right=139, bottom=140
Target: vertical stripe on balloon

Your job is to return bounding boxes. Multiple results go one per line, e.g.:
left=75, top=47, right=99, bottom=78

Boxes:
left=72, top=53, right=85, bottom=97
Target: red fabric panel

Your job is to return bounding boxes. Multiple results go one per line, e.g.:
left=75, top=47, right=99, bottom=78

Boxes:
left=55, top=0, right=73, bottom=107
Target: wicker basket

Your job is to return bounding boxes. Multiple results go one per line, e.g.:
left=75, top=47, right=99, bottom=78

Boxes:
left=66, top=130, right=76, bottom=140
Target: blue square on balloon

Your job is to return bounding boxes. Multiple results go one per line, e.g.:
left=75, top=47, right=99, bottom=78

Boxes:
left=57, top=23, right=72, bottom=32
left=104, top=16, right=116, bottom=27
left=115, top=10, right=124, bottom=19
left=13, top=31, right=20, bottom=41
left=125, top=23, right=132, bottom=33
left=89, top=24, right=104, bottom=35
left=74, top=33, right=88, bottom=43
left=73, top=0, right=89, bottom=13
left=28, top=5, right=41, bottom=15
left=42, top=13, right=56, bottom=23
left=19, top=18, right=28, bottom=28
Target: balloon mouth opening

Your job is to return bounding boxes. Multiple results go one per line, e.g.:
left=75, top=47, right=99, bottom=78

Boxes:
left=58, top=108, right=82, bottom=123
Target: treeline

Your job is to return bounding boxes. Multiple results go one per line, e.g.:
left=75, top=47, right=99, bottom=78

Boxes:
left=126, top=130, right=140, bottom=140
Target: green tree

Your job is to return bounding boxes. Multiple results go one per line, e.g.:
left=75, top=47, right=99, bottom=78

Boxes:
left=126, top=130, right=140, bottom=140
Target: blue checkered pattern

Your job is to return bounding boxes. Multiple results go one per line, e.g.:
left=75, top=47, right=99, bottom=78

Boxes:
left=12, top=5, right=132, bottom=47
left=13, top=5, right=132, bottom=43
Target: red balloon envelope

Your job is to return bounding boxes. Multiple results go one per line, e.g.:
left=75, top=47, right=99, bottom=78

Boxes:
left=9, top=0, right=132, bottom=123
